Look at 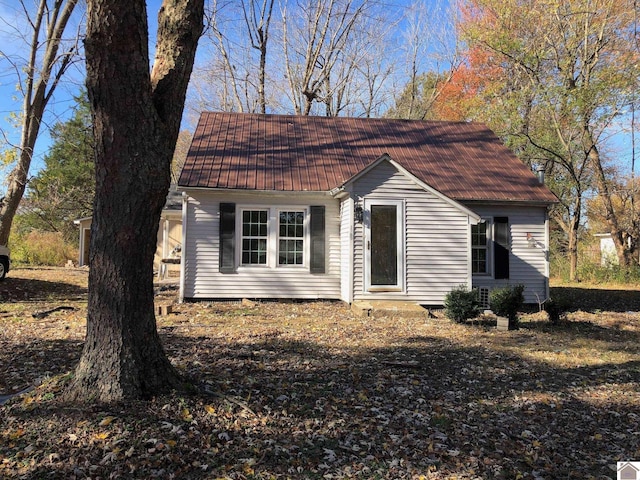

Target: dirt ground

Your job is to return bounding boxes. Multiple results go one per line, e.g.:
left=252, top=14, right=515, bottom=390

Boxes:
left=0, top=267, right=639, bottom=479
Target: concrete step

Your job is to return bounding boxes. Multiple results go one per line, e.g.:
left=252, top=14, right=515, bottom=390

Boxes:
left=351, top=300, right=432, bottom=318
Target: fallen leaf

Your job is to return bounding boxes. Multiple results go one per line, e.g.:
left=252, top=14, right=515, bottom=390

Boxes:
left=99, top=416, right=115, bottom=427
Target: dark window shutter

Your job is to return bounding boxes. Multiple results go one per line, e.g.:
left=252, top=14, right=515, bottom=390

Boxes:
left=494, top=217, right=509, bottom=279
left=310, top=206, right=325, bottom=274
left=219, top=203, right=236, bottom=273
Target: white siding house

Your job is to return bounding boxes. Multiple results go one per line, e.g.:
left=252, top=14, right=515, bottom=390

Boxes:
left=468, top=205, right=550, bottom=305
left=345, top=157, right=480, bottom=305
left=178, top=113, right=557, bottom=306
left=181, top=191, right=341, bottom=299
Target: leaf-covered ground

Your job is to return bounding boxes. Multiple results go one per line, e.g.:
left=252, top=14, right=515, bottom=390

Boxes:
left=1, top=267, right=639, bottom=479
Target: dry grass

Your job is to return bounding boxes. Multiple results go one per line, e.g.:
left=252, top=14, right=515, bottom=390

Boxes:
left=0, top=268, right=639, bottom=479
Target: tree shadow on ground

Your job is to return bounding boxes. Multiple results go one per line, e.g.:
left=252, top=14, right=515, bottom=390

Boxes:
left=0, top=338, right=84, bottom=394
left=1, top=323, right=638, bottom=479
left=518, top=318, right=640, bottom=350
left=0, top=276, right=87, bottom=303
left=551, top=286, right=640, bottom=312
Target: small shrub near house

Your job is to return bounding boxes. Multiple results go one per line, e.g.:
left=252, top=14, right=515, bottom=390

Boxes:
left=490, top=284, right=525, bottom=329
left=444, top=285, right=481, bottom=323
left=544, top=296, right=570, bottom=325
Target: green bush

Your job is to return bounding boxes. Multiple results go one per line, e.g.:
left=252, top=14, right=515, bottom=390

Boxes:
left=444, top=285, right=481, bottom=323
left=552, top=251, right=640, bottom=285
left=9, top=230, right=77, bottom=266
left=490, top=284, right=524, bottom=329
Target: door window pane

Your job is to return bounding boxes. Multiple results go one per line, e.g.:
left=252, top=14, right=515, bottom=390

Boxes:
left=371, top=205, right=397, bottom=285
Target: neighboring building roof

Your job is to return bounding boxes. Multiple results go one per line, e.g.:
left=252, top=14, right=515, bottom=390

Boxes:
left=164, top=184, right=182, bottom=211
left=179, top=112, right=558, bottom=203
left=74, top=185, right=181, bottom=225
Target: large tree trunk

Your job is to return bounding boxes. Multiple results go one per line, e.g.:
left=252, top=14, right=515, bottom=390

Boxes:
left=67, top=0, right=204, bottom=403
left=567, top=214, right=580, bottom=282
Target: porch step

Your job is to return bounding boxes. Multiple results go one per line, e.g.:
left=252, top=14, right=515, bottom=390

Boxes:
left=351, top=300, right=430, bottom=318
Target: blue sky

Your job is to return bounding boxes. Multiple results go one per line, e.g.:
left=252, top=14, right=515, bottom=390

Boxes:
left=0, top=0, right=637, bottom=197
left=0, top=0, right=163, bottom=187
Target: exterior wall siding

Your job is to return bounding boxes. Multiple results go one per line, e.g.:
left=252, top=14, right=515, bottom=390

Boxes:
left=181, top=164, right=550, bottom=306
left=182, top=191, right=341, bottom=300
left=351, top=162, right=471, bottom=305
left=339, top=198, right=354, bottom=302
left=468, top=204, right=549, bottom=304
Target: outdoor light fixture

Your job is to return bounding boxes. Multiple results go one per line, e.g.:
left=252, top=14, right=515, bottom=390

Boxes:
left=527, top=232, right=542, bottom=249
left=354, top=205, right=364, bottom=223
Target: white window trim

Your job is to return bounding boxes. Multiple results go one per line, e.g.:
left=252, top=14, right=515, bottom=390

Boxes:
left=236, top=206, right=309, bottom=270
left=472, top=218, right=492, bottom=277
left=275, top=208, right=308, bottom=269
left=363, top=198, right=405, bottom=293
left=238, top=207, right=270, bottom=268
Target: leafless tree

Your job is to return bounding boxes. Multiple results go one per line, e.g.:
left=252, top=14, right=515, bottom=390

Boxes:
left=190, top=0, right=275, bottom=114
left=242, top=0, right=275, bottom=113
left=281, top=0, right=373, bottom=116
left=391, top=0, right=461, bottom=120
left=0, top=0, right=81, bottom=246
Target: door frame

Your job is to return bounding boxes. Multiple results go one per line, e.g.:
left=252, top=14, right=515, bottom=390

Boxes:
left=363, top=198, right=405, bottom=293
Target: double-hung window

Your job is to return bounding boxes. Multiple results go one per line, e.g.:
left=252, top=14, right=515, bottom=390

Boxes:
left=471, top=221, right=489, bottom=274
left=471, top=217, right=510, bottom=278
left=239, top=208, right=306, bottom=267
left=278, top=211, right=304, bottom=265
left=220, top=204, right=325, bottom=273
left=241, top=210, right=268, bottom=265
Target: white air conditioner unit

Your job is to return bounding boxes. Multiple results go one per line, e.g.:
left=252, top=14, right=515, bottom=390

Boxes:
left=477, top=287, right=490, bottom=309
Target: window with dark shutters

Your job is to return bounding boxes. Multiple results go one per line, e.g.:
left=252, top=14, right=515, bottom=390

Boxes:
left=219, top=203, right=236, bottom=273
left=309, top=206, right=325, bottom=274
left=494, top=217, right=509, bottom=279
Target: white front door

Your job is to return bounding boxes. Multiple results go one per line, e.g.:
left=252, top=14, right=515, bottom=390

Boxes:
left=364, top=199, right=404, bottom=292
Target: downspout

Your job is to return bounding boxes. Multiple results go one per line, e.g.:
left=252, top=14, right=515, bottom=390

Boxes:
left=77, top=223, right=84, bottom=267
left=179, top=192, right=188, bottom=303
left=545, top=209, right=550, bottom=301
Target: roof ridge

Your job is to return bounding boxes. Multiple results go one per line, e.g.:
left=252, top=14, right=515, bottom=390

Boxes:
left=201, top=111, right=488, bottom=128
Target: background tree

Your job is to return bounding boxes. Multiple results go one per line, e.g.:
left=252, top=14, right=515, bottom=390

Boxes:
left=387, top=0, right=461, bottom=120
left=67, top=0, right=204, bottom=403
left=172, top=130, right=194, bottom=183
left=387, top=71, right=455, bottom=120
left=586, top=174, right=640, bottom=261
left=243, top=0, right=275, bottom=113
left=20, top=92, right=94, bottom=243
left=281, top=0, right=388, bottom=116
left=446, top=0, right=639, bottom=280
left=0, top=0, right=81, bottom=247
left=190, top=0, right=398, bottom=117
left=191, top=0, right=276, bottom=114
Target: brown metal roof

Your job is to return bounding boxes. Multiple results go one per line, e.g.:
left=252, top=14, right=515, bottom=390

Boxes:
left=179, top=112, right=558, bottom=203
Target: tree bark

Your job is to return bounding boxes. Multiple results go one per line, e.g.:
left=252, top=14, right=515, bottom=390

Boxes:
left=567, top=207, right=581, bottom=282
left=67, top=0, right=204, bottom=403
